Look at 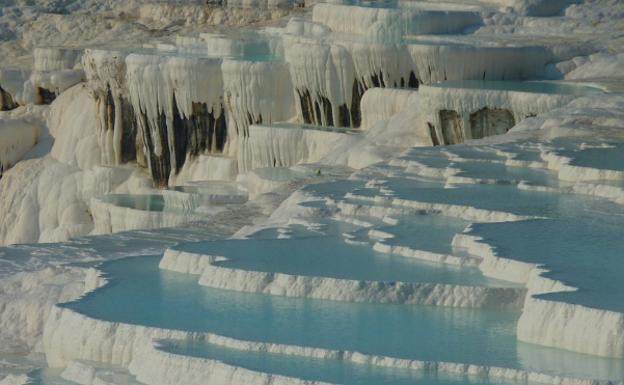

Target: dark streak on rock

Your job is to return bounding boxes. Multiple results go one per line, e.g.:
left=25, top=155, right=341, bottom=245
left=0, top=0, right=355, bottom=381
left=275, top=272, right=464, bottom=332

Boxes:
left=0, top=85, right=18, bottom=111
left=297, top=88, right=315, bottom=125
left=408, top=71, right=419, bottom=89
left=139, top=107, right=171, bottom=187
left=319, top=94, right=333, bottom=127
left=170, top=94, right=227, bottom=174
left=350, top=79, right=364, bottom=128
left=338, top=104, right=350, bottom=127
left=427, top=122, right=440, bottom=146
left=119, top=97, right=138, bottom=163
left=36, top=87, right=56, bottom=105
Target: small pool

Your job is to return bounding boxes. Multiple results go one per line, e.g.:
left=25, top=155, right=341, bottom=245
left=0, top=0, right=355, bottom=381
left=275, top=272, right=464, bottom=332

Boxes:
left=556, top=142, right=624, bottom=172
left=443, top=146, right=506, bottom=162
left=62, top=255, right=520, bottom=366
left=159, top=338, right=624, bottom=385
left=61, top=255, right=624, bottom=380
left=469, top=215, right=624, bottom=313
left=172, top=233, right=502, bottom=286
left=366, top=137, right=624, bottom=314
left=491, top=142, right=545, bottom=163
left=159, top=340, right=531, bottom=385
left=169, top=181, right=244, bottom=195
left=164, top=182, right=249, bottom=208
left=99, top=194, right=165, bottom=212
left=317, top=0, right=400, bottom=8
left=374, top=177, right=583, bottom=218
left=451, top=160, right=558, bottom=186
left=375, top=214, right=469, bottom=255
left=267, top=122, right=358, bottom=134
left=25, top=366, right=142, bottom=385
left=173, top=29, right=283, bottom=61
left=431, top=80, right=605, bottom=96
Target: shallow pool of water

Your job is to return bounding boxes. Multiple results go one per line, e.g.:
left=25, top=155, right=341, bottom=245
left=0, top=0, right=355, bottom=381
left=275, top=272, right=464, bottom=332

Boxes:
left=173, top=229, right=502, bottom=286
left=62, top=256, right=521, bottom=366
left=100, top=194, right=166, bottom=212
left=432, top=80, right=605, bottom=96
left=375, top=214, right=469, bottom=255
left=469, top=216, right=624, bottom=312
left=374, top=177, right=614, bottom=218
left=557, top=142, right=624, bottom=172
left=61, top=255, right=624, bottom=380
left=268, top=122, right=359, bottom=133
left=451, top=161, right=557, bottom=186
left=159, top=340, right=532, bottom=385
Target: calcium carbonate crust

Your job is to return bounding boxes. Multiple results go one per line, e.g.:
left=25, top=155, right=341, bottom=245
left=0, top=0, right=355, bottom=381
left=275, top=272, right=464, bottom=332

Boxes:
left=42, top=306, right=624, bottom=385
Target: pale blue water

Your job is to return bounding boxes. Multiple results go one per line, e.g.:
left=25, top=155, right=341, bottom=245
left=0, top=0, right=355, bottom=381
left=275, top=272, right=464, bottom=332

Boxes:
left=432, top=80, right=604, bottom=96
left=402, top=154, right=455, bottom=168
left=100, top=194, right=165, bottom=212
left=443, top=146, right=505, bottom=162
left=171, top=233, right=502, bottom=286
left=318, top=0, right=399, bottom=9
left=165, top=182, right=248, bottom=207
left=25, top=133, right=624, bottom=383
left=130, top=33, right=283, bottom=62
left=159, top=340, right=526, bottom=385
left=169, top=181, right=245, bottom=196
left=375, top=214, right=469, bottom=255
left=390, top=143, right=551, bottom=186
left=0, top=225, right=223, bottom=278
left=26, top=367, right=142, bottom=385
left=302, top=179, right=365, bottom=199
left=159, top=339, right=624, bottom=385
left=468, top=216, right=624, bottom=312
left=451, top=161, right=557, bottom=186
left=355, top=177, right=601, bottom=218
left=557, top=142, right=624, bottom=172
left=269, top=122, right=358, bottom=133
left=45, top=135, right=624, bottom=384
left=61, top=255, right=624, bottom=381
left=342, top=137, right=624, bottom=317
left=25, top=369, right=74, bottom=385
left=61, top=256, right=521, bottom=366
left=491, top=142, right=545, bottom=163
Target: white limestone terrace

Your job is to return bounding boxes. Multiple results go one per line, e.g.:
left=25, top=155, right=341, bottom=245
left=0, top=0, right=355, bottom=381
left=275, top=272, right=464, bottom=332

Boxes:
left=311, top=2, right=485, bottom=40
left=382, top=95, right=624, bottom=358
left=159, top=233, right=525, bottom=307
left=239, top=122, right=359, bottom=171
left=0, top=0, right=304, bottom=112
left=0, top=1, right=623, bottom=384
left=78, top=35, right=295, bottom=185
left=0, top=46, right=84, bottom=111
left=42, top=92, right=623, bottom=373
left=418, top=80, right=604, bottom=145
left=27, top=47, right=85, bottom=104
left=0, top=0, right=607, bottom=183
left=55, top=5, right=600, bottom=190
left=0, top=118, right=41, bottom=178
left=34, top=106, right=624, bottom=385
left=318, top=0, right=580, bottom=17
left=280, top=11, right=595, bottom=130
left=0, top=187, right=271, bottom=382
left=34, top=146, right=624, bottom=383
left=136, top=0, right=299, bottom=29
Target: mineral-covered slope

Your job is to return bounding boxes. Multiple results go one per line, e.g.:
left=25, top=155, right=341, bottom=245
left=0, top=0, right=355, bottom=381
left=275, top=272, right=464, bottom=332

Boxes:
left=1, top=0, right=624, bottom=384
